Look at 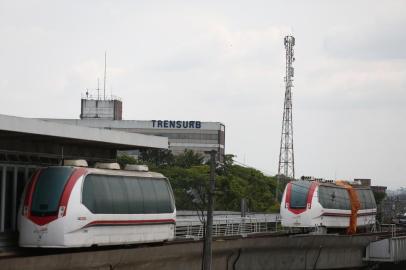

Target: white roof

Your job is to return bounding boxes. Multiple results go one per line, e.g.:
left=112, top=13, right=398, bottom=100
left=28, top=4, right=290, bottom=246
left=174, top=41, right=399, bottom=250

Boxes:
left=0, top=114, right=168, bottom=149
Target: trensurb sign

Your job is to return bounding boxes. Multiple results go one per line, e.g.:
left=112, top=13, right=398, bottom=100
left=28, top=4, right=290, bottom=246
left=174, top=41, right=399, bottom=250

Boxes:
left=151, top=120, right=202, bottom=129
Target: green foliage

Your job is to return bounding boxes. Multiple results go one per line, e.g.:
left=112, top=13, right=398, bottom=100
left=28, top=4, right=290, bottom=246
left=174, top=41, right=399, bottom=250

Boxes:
left=157, top=165, right=210, bottom=210
left=137, top=149, right=204, bottom=168
left=215, top=162, right=277, bottom=212
left=116, top=153, right=140, bottom=167
left=139, top=149, right=175, bottom=167
left=373, top=191, right=386, bottom=205
left=174, top=149, right=205, bottom=168
left=118, top=150, right=279, bottom=212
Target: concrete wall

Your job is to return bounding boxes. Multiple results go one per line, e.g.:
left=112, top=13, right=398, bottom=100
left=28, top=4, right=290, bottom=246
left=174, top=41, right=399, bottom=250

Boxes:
left=1, top=234, right=377, bottom=270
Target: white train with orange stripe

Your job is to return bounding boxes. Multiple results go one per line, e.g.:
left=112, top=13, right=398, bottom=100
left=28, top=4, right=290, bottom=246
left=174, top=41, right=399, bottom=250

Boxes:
left=280, top=178, right=376, bottom=231
left=18, top=161, right=176, bottom=248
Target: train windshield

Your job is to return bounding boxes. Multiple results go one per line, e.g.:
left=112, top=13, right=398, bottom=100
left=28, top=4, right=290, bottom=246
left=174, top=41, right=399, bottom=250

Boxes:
left=31, top=167, right=73, bottom=216
left=290, top=181, right=312, bottom=209
left=82, top=175, right=175, bottom=214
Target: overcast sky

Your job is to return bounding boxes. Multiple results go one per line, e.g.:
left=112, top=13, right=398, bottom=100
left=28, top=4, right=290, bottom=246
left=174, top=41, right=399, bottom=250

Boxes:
left=0, top=0, right=405, bottom=188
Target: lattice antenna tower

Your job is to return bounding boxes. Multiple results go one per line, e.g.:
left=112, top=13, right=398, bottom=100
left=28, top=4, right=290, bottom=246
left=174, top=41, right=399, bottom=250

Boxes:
left=277, top=35, right=296, bottom=179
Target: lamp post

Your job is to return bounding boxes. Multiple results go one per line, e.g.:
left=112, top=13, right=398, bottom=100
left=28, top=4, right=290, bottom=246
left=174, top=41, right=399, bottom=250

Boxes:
left=202, top=150, right=217, bottom=270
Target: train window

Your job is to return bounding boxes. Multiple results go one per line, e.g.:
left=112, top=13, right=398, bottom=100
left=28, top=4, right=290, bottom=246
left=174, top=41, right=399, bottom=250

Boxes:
left=82, top=175, right=114, bottom=214
left=318, top=186, right=350, bottom=210
left=358, top=190, right=366, bottom=209
left=107, top=176, right=129, bottom=214
left=139, top=180, right=158, bottom=213
left=369, top=190, right=377, bottom=208
left=81, top=177, right=96, bottom=212
left=31, top=167, right=73, bottom=216
left=153, top=180, right=174, bottom=213
left=124, top=178, right=144, bottom=214
left=336, top=188, right=351, bottom=210
left=362, top=190, right=370, bottom=209
left=82, top=174, right=174, bottom=214
left=360, top=190, right=367, bottom=209
left=356, top=189, right=376, bottom=209
left=290, top=181, right=312, bottom=209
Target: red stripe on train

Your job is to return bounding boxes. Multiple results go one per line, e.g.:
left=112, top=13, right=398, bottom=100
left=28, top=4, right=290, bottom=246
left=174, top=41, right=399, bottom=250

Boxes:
left=24, top=170, right=41, bottom=208
left=83, top=219, right=176, bottom=228
left=321, top=211, right=376, bottom=217
left=59, top=167, right=87, bottom=216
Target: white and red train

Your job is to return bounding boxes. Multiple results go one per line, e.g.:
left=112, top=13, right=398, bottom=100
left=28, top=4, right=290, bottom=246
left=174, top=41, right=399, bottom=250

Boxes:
left=18, top=161, right=176, bottom=248
left=280, top=180, right=376, bottom=229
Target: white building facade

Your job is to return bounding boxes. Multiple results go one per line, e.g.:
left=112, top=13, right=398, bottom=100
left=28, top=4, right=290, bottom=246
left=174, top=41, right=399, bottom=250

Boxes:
left=45, top=119, right=225, bottom=161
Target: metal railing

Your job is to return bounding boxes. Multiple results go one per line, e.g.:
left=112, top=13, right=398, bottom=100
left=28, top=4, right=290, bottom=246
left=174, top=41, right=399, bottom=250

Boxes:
left=378, top=223, right=397, bottom=238
left=175, top=216, right=281, bottom=239
left=81, top=93, right=122, bottom=101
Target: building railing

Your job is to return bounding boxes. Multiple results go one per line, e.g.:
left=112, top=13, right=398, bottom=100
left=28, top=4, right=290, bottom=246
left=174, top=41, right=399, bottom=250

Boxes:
left=376, top=223, right=397, bottom=238
left=175, top=216, right=281, bottom=239
left=81, top=93, right=122, bottom=101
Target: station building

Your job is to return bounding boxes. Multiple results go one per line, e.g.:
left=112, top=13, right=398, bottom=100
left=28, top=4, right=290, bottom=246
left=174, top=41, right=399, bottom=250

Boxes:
left=0, top=113, right=167, bottom=236
left=44, top=97, right=225, bottom=161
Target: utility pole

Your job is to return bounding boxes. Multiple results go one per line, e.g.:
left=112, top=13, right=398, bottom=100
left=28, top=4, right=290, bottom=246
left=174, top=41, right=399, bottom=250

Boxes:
left=203, top=150, right=217, bottom=270
left=103, top=51, right=107, bottom=100
left=276, top=35, right=296, bottom=201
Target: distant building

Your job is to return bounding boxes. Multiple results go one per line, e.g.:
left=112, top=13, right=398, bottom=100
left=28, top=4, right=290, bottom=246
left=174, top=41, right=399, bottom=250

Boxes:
left=354, top=178, right=387, bottom=194
left=80, top=97, right=122, bottom=120
left=44, top=95, right=225, bottom=161
left=371, top=185, right=387, bottom=194
left=355, top=178, right=372, bottom=186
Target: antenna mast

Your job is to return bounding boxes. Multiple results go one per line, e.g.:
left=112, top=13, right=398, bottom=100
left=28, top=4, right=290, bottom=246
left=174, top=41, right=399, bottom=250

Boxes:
left=103, top=51, right=107, bottom=100
left=277, top=36, right=296, bottom=180
left=97, top=78, right=100, bottom=100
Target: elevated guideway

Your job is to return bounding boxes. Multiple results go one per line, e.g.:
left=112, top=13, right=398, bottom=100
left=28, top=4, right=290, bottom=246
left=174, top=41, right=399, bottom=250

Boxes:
left=365, top=236, right=406, bottom=263
left=365, top=225, right=406, bottom=263
left=0, top=211, right=280, bottom=251
left=2, top=215, right=403, bottom=269
left=1, top=234, right=378, bottom=270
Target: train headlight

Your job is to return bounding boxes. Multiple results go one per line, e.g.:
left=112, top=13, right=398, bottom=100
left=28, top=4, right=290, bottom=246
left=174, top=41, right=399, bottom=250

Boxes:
left=23, top=206, right=28, bottom=216
left=58, top=206, right=66, bottom=218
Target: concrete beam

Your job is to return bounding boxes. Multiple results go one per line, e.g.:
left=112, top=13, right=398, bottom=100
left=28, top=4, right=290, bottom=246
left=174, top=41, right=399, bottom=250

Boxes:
left=0, top=114, right=168, bottom=150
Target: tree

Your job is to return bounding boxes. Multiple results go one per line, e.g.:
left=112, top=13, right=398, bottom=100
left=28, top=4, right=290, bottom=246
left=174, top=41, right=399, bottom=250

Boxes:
left=158, top=165, right=210, bottom=210
left=174, top=149, right=205, bottom=168
left=116, top=153, right=139, bottom=167
left=139, top=149, right=175, bottom=167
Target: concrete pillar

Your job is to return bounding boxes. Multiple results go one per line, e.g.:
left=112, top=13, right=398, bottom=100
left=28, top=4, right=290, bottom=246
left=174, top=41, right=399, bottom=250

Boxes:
left=11, top=166, right=18, bottom=230
left=24, top=167, right=29, bottom=185
left=0, top=165, right=6, bottom=232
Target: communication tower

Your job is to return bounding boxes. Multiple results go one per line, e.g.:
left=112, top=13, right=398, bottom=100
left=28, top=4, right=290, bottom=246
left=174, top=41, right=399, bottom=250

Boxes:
left=277, top=36, right=296, bottom=179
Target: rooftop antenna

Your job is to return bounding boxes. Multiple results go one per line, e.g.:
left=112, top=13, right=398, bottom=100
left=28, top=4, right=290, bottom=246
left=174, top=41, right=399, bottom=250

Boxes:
left=97, top=78, right=100, bottom=100
left=103, top=51, right=107, bottom=100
